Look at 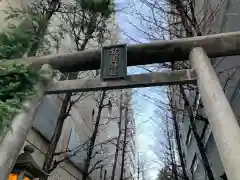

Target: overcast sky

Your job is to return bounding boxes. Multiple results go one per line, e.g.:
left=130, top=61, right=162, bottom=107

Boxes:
left=115, top=0, right=168, bottom=179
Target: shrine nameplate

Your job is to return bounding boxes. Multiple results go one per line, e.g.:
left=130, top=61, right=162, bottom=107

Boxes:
left=100, top=44, right=127, bottom=80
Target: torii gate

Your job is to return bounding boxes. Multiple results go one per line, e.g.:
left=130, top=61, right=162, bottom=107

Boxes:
left=1, top=31, right=240, bottom=180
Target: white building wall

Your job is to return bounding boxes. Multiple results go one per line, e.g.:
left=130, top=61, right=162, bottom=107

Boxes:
left=0, top=1, right=136, bottom=179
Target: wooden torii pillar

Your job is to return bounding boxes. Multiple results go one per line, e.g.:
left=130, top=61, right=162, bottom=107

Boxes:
left=1, top=31, right=240, bottom=180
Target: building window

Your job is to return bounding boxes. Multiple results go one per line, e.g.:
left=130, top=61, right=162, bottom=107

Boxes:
left=104, top=169, right=108, bottom=180
left=203, top=124, right=211, bottom=146
left=190, top=154, right=199, bottom=176
left=186, top=126, right=192, bottom=146
left=32, top=96, right=59, bottom=141
left=67, top=127, right=86, bottom=164
left=67, top=128, right=72, bottom=151
left=230, top=78, right=240, bottom=106
left=232, top=89, right=240, bottom=109
left=182, top=151, right=186, bottom=164
left=108, top=99, right=112, bottom=117
left=100, top=165, right=104, bottom=179
left=130, top=172, right=133, bottom=180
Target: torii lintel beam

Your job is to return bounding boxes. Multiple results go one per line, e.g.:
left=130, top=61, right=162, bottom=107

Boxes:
left=4, top=31, right=240, bottom=72
left=45, top=69, right=197, bottom=94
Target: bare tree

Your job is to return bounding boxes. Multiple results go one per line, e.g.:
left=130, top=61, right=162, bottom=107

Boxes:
left=136, top=153, right=151, bottom=180
left=119, top=106, right=129, bottom=180
left=122, top=0, right=240, bottom=180
left=168, top=85, right=189, bottom=180
left=38, top=1, right=115, bottom=179
left=111, top=90, right=124, bottom=180
left=151, top=109, right=179, bottom=180
left=3, top=0, right=62, bottom=57
left=119, top=91, right=135, bottom=180
left=27, top=0, right=61, bottom=56
left=5, top=0, right=66, bottom=56
left=156, top=165, right=172, bottom=180
left=82, top=90, right=107, bottom=180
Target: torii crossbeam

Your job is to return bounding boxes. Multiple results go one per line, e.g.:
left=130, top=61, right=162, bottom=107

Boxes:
left=3, top=31, right=240, bottom=72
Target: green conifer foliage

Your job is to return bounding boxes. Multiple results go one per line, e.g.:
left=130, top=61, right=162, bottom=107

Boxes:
left=0, top=18, right=46, bottom=134
left=0, top=63, right=42, bottom=134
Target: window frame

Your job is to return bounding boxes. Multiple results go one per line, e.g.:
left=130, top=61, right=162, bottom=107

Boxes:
left=190, top=154, right=199, bottom=176
left=186, top=125, right=193, bottom=146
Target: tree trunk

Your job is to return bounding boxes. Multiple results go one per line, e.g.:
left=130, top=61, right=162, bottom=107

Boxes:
left=40, top=26, right=93, bottom=178
left=82, top=91, right=106, bottom=180
left=42, top=93, right=70, bottom=173
left=40, top=72, right=77, bottom=180
left=28, top=0, right=60, bottom=56
left=137, top=153, right=140, bottom=180
left=170, top=62, right=188, bottom=180
left=111, top=91, right=123, bottom=180
left=171, top=109, right=189, bottom=180
left=165, top=113, right=178, bottom=180
left=104, top=169, right=107, bottom=180
left=119, top=106, right=128, bottom=180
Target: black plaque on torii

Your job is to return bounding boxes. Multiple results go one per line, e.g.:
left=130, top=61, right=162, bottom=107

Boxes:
left=100, top=44, right=127, bottom=80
